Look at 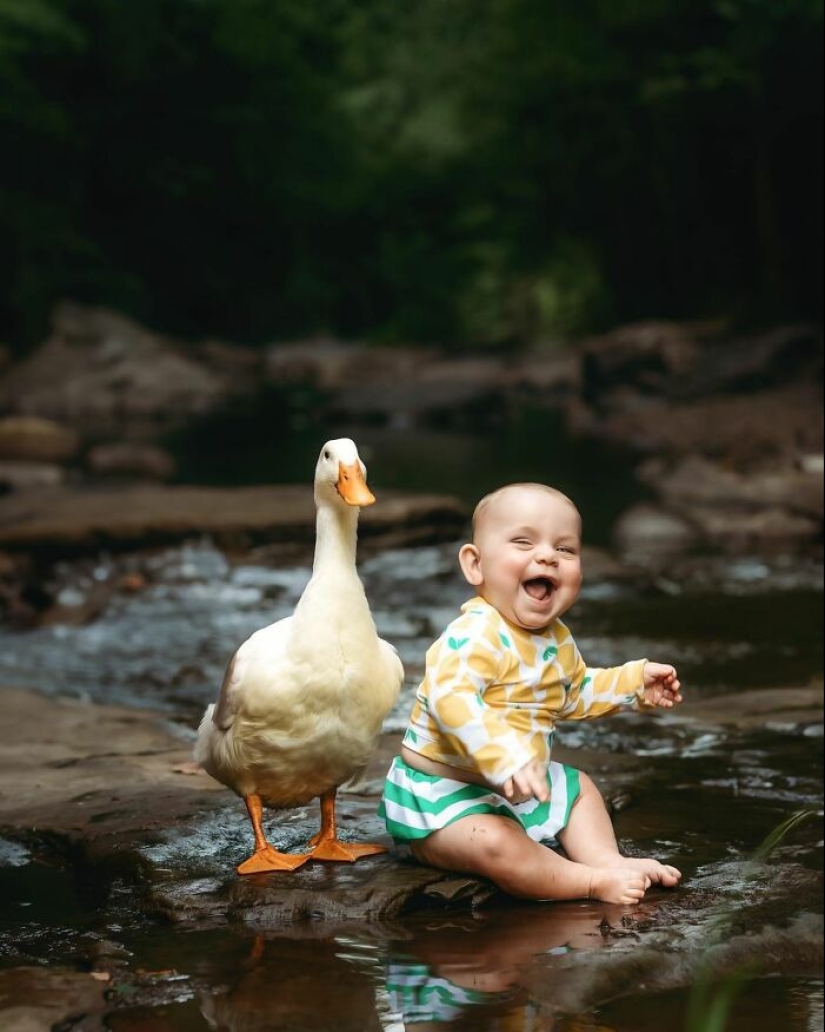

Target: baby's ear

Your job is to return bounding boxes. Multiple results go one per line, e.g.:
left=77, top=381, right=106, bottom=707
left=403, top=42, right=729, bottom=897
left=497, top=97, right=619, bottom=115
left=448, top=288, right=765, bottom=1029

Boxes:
left=458, top=543, right=483, bottom=586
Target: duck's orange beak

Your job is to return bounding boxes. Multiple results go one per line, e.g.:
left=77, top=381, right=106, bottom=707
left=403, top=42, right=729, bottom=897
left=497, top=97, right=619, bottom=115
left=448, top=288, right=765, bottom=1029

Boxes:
left=336, top=461, right=375, bottom=506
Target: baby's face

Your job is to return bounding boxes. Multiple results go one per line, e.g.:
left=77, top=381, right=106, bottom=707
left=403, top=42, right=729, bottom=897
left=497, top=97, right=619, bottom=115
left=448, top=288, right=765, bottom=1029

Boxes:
left=463, top=487, right=583, bottom=632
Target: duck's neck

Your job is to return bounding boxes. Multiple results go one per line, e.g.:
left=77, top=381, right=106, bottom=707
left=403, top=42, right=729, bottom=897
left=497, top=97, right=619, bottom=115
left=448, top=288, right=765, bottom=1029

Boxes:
left=311, top=502, right=359, bottom=575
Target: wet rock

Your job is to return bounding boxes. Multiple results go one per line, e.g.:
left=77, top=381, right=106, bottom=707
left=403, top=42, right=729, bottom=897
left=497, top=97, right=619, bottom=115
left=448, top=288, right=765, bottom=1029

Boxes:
left=676, top=323, right=823, bottom=397
left=264, top=338, right=436, bottom=391
left=0, top=484, right=467, bottom=557
left=612, top=503, right=700, bottom=557
left=0, top=416, right=81, bottom=463
left=0, top=686, right=495, bottom=931
left=621, top=454, right=824, bottom=551
left=672, top=685, right=824, bottom=731
left=507, top=349, right=582, bottom=400
left=572, top=322, right=823, bottom=554
left=0, top=966, right=108, bottom=1032
left=589, top=383, right=824, bottom=465
left=86, top=442, right=177, bottom=482
left=581, top=319, right=706, bottom=403
left=265, top=338, right=580, bottom=427
left=151, top=850, right=498, bottom=930
left=2, top=682, right=821, bottom=928
left=581, top=321, right=822, bottom=406
left=798, top=453, right=824, bottom=474
left=266, top=339, right=509, bottom=426
left=0, top=460, right=67, bottom=490
left=328, top=369, right=502, bottom=427
left=527, top=913, right=823, bottom=1018
left=684, top=504, right=822, bottom=549
left=0, top=303, right=236, bottom=439
left=639, top=454, right=824, bottom=521
left=0, top=558, right=54, bottom=628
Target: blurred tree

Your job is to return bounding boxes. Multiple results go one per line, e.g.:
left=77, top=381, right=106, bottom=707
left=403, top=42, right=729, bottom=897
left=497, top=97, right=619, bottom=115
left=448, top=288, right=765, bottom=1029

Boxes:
left=0, top=0, right=821, bottom=350
left=0, top=0, right=90, bottom=345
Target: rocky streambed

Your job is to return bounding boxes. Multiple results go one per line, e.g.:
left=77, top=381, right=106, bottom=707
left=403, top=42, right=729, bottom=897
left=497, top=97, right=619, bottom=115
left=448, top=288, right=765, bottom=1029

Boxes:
left=0, top=536, right=822, bottom=1031
left=0, top=303, right=822, bottom=1028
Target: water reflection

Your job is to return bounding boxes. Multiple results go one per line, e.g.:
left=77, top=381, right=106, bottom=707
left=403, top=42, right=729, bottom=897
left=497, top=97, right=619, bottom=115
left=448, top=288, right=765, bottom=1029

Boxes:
left=136, top=904, right=664, bottom=1032
left=384, top=903, right=652, bottom=1031
left=197, top=935, right=383, bottom=1032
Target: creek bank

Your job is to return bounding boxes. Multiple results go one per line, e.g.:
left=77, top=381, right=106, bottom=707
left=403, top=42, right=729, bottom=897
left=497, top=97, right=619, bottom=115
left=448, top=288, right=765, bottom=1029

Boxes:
left=0, top=303, right=821, bottom=562
left=0, top=484, right=466, bottom=556
left=0, top=486, right=467, bottom=626
left=0, top=682, right=821, bottom=1027
left=1, top=682, right=820, bottom=921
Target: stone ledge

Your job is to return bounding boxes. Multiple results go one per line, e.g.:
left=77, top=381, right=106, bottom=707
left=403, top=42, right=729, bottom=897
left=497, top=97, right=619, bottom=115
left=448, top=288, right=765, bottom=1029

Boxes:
left=0, top=485, right=467, bottom=555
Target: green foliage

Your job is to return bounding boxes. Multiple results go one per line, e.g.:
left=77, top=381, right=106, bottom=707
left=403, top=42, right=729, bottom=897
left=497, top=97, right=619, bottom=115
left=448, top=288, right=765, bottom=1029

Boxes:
left=685, top=808, right=821, bottom=1032
left=0, top=0, right=821, bottom=349
left=749, top=807, right=821, bottom=864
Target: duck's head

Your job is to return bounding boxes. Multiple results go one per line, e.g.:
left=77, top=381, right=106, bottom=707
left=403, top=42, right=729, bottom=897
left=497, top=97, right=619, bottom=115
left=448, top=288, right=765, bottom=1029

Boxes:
left=314, top=438, right=375, bottom=508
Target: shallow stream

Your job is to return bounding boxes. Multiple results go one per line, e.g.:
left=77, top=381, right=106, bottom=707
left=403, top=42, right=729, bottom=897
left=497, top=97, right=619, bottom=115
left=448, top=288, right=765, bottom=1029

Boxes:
left=0, top=417, right=822, bottom=1030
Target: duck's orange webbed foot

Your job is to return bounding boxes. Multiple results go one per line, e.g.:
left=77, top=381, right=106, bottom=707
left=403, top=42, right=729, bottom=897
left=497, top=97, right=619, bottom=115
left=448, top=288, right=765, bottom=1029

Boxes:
left=239, top=793, right=309, bottom=874
left=237, top=846, right=309, bottom=875
left=307, top=789, right=388, bottom=862
left=308, top=837, right=387, bottom=862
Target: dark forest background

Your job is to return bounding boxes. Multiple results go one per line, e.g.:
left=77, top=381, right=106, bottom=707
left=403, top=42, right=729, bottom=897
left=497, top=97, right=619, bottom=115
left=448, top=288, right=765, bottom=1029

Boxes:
left=1, top=0, right=822, bottom=353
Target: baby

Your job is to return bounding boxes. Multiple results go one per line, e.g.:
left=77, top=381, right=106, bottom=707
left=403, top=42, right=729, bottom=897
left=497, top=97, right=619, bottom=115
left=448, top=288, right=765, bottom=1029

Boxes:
left=380, top=482, right=683, bottom=904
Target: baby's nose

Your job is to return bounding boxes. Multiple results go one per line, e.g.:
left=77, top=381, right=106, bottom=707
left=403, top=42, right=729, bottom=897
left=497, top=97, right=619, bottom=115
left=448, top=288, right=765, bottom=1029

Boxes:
left=536, top=545, right=558, bottom=564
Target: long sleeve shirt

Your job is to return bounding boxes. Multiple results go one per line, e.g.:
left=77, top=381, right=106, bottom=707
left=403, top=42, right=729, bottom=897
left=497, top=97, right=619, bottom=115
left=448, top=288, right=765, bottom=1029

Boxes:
left=402, top=596, right=652, bottom=786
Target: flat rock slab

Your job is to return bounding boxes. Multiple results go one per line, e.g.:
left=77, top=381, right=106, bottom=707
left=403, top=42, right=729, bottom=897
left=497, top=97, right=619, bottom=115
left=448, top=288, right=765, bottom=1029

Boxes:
left=0, top=686, right=498, bottom=926
left=0, top=484, right=468, bottom=555
left=1, top=683, right=821, bottom=930
left=671, top=685, right=824, bottom=730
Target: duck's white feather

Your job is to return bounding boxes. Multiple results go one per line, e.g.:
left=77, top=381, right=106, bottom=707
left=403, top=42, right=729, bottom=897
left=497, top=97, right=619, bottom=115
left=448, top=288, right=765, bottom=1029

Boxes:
left=195, top=438, right=404, bottom=810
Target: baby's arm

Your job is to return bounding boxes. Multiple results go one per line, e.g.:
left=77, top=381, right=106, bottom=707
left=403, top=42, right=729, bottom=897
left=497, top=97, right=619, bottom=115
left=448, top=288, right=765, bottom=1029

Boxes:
left=641, top=662, right=683, bottom=708
left=557, top=634, right=683, bottom=719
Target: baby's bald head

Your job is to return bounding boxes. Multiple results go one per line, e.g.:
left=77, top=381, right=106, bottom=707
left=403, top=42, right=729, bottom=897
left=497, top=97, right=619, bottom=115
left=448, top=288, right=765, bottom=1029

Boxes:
left=472, top=483, right=581, bottom=542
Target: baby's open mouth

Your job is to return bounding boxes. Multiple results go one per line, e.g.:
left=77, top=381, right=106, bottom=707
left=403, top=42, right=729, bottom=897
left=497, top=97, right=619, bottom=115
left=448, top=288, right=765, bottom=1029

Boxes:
left=523, top=577, right=554, bottom=601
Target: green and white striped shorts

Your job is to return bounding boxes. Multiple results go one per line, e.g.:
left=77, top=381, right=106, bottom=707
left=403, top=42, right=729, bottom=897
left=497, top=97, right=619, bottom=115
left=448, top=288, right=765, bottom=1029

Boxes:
left=386, top=961, right=496, bottom=1023
left=379, top=755, right=580, bottom=844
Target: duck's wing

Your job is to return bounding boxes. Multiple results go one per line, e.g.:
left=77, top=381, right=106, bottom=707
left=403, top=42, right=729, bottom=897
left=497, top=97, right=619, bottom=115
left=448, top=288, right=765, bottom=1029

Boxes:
left=212, top=651, right=242, bottom=730
left=378, top=637, right=405, bottom=691
left=212, top=616, right=294, bottom=730
left=377, top=635, right=406, bottom=701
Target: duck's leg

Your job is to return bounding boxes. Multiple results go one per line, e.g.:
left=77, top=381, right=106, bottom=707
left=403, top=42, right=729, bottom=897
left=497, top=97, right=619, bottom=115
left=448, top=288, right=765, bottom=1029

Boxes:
left=308, top=788, right=388, bottom=862
left=237, top=793, right=309, bottom=874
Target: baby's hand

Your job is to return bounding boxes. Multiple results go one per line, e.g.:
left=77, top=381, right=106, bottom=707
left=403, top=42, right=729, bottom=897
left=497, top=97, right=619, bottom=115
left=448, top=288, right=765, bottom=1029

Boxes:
left=501, top=759, right=549, bottom=804
left=642, top=662, right=683, bottom=707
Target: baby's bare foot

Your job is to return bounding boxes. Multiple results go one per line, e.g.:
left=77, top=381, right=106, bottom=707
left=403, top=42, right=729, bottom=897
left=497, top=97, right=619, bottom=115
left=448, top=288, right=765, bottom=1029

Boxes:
left=589, top=868, right=648, bottom=905
left=616, top=857, right=681, bottom=887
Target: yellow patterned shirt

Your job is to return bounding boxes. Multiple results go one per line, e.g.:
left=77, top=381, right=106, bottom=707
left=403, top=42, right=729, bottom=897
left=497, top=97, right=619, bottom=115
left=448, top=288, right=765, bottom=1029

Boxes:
left=402, top=596, right=651, bottom=786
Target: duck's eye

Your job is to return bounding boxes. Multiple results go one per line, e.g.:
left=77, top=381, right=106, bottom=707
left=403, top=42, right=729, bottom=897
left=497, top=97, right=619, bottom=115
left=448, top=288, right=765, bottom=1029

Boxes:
left=323, top=450, right=331, bottom=460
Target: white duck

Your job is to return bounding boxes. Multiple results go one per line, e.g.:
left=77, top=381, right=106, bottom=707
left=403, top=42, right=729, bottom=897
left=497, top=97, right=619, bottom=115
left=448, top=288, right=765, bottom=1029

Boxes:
left=195, top=438, right=404, bottom=874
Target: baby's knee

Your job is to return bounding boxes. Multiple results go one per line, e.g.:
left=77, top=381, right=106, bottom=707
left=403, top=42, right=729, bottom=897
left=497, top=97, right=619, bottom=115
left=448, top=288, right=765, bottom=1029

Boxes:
left=469, top=817, right=523, bottom=867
